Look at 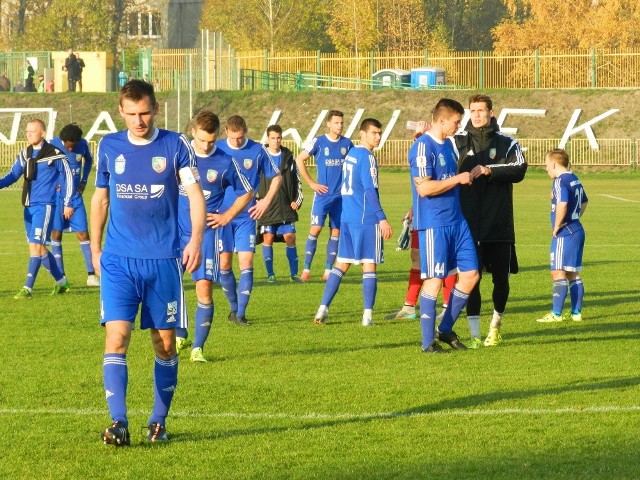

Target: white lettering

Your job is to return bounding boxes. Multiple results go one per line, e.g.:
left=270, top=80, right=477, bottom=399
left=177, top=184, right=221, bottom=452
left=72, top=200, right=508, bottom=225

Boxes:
left=559, top=109, right=619, bottom=150
left=85, top=112, right=118, bottom=141
left=495, top=108, right=547, bottom=135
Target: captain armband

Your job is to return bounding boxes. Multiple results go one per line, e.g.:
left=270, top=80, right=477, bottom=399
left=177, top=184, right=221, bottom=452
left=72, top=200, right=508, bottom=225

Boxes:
left=179, top=166, right=200, bottom=186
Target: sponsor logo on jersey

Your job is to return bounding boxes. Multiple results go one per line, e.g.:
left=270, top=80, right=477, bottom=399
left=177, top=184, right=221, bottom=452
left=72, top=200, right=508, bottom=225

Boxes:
left=152, top=156, right=166, bottom=173
left=489, top=148, right=496, bottom=160
left=324, top=147, right=330, bottom=156
left=341, top=147, right=347, bottom=156
left=206, top=169, right=218, bottom=183
left=438, top=153, right=446, bottom=166
left=166, top=301, right=178, bottom=315
left=202, top=189, right=211, bottom=200
left=115, top=154, right=126, bottom=174
left=325, top=159, right=343, bottom=167
left=150, top=185, right=165, bottom=199
left=243, top=158, right=253, bottom=169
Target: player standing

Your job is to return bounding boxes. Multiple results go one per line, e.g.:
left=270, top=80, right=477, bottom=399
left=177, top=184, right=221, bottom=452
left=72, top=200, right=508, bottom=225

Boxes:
left=216, top=115, right=282, bottom=327
left=92, top=80, right=205, bottom=445
left=313, top=118, right=392, bottom=326
left=50, top=123, right=100, bottom=286
left=536, top=148, right=588, bottom=323
left=409, top=99, right=479, bottom=353
left=295, top=110, right=354, bottom=281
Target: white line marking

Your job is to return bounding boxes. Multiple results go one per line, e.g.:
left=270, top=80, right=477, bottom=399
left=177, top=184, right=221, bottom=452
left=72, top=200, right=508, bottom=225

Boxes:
left=1, top=405, right=640, bottom=421
left=600, top=194, right=640, bottom=203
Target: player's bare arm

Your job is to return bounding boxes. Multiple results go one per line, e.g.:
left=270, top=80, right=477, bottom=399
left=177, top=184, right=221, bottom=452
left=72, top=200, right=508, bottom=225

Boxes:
left=208, top=190, right=254, bottom=228
left=249, top=174, right=282, bottom=220
left=295, top=150, right=328, bottom=194
left=89, top=186, right=110, bottom=276
left=413, top=172, right=472, bottom=197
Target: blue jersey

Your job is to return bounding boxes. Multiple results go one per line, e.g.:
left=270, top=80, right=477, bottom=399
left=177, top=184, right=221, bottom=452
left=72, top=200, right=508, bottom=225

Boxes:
left=95, top=128, right=197, bottom=259
left=178, top=144, right=252, bottom=236
left=409, top=133, right=465, bottom=229
left=551, top=171, right=588, bottom=236
left=340, top=146, right=386, bottom=225
left=217, top=138, right=279, bottom=219
left=304, top=134, right=354, bottom=196
left=0, top=142, right=72, bottom=206
left=50, top=137, right=93, bottom=187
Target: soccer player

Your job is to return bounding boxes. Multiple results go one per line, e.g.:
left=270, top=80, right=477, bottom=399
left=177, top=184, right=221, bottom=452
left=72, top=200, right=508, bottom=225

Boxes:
left=216, top=115, right=282, bottom=327
left=313, top=118, right=392, bottom=327
left=50, top=123, right=100, bottom=287
left=0, top=119, right=72, bottom=298
left=91, top=80, right=205, bottom=446
left=257, top=124, right=304, bottom=283
left=175, top=110, right=253, bottom=362
left=409, top=98, right=479, bottom=353
left=536, top=148, right=588, bottom=323
left=295, top=110, right=354, bottom=281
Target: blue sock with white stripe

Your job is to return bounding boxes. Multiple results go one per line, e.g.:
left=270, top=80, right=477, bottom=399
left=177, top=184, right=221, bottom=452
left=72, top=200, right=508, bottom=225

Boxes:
left=103, top=353, right=128, bottom=425
left=438, top=288, right=470, bottom=333
left=220, top=269, right=238, bottom=312
left=325, top=235, right=339, bottom=270
left=362, top=272, right=377, bottom=309
left=304, top=234, right=318, bottom=270
left=286, top=246, right=298, bottom=276
left=25, top=255, right=41, bottom=289
left=569, top=278, right=584, bottom=313
left=150, top=355, right=178, bottom=426
left=236, top=268, right=253, bottom=318
left=262, top=245, right=274, bottom=277
left=193, top=302, right=213, bottom=349
left=51, top=240, right=64, bottom=275
left=175, top=327, right=188, bottom=340
left=320, top=267, right=345, bottom=307
left=552, top=279, right=568, bottom=315
left=79, top=240, right=94, bottom=274
left=419, top=291, right=437, bottom=349
left=40, top=251, right=64, bottom=281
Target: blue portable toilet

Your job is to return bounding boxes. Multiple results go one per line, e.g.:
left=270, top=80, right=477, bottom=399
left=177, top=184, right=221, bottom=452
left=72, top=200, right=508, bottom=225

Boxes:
left=410, top=67, right=446, bottom=88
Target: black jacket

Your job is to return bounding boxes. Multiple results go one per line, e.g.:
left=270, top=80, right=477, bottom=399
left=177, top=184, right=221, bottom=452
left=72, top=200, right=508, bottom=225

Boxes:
left=455, top=118, right=527, bottom=244
left=257, top=145, right=303, bottom=227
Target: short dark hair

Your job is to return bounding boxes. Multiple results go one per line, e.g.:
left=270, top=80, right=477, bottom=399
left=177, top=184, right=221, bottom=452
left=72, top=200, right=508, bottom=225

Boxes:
left=468, top=93, right=493, bottom=110
left=59, top=123, right=83, bottom=142
left=119, top=79, right=157, bottom=108
left=546, top=148, right=570, bottom=168
left=360, top=118, right=382, bottom=131
left=432, top=98, right=465, bottom=121
left=192, top=110, right=220, bottom=134
left=226, top=115, right=247, bottom=133
left=327, top=110, right=344, bottom=121
left=266, top=124, right=283, bottom=135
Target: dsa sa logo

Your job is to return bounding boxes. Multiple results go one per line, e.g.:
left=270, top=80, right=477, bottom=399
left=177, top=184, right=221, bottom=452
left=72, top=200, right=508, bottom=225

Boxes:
left=152, top=157, right=166, bottom=173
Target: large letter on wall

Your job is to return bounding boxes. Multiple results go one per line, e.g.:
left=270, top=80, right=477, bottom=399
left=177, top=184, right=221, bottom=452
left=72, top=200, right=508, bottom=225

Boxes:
left=560, top=109, right=619, bottom=150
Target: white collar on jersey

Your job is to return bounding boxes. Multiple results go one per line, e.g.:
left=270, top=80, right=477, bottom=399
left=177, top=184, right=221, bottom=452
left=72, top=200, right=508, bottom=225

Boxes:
left=192, top=141, right=216, bottom=158
left=127, top=127, right=159, bottom=145
left=324, top=133, right=342, bottom=143
left=226, top=138, right=248, bottom=150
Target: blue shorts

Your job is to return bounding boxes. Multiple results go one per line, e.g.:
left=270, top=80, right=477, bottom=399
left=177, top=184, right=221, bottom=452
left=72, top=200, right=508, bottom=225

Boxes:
left=310, top=193, right=341, bottom=229
left=219, top=217, right=256, bottom=253
left=181, top=227, right=221, bottom=283
left=52, top=194, right=88, bottom=232
left=24, top=204, right=54, bottom=245
left=336, top=222, right=384, bottom=265
left=550, top=230, right=585, bottom=272
left=259, top=223, right=296, bottom=236
left=99, top=252, right=187, bottom=330
left=417, top=222, right=478, bottom=279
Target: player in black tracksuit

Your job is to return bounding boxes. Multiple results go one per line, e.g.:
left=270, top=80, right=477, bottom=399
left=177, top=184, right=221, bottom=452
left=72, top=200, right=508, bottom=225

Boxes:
left=455, top=94, right=527, bottom=346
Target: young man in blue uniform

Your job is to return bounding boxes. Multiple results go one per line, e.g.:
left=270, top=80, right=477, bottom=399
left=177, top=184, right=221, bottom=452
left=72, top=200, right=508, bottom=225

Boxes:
left=91, top=80, right=206, bottom=446
left=537, top=148, right=588, bottom=323
left=175, top=110, right=253, bottom=362
left=295, top=110, right=354, bottom=281
left=409, top=98, right=479, bottom=353
left=50, top=123, right=100, bottom=287
left=313, top=118, right=393, bottom=327
left=0, top=119, right=73, bottom=298
left=216, top=115, right=282, bottom=327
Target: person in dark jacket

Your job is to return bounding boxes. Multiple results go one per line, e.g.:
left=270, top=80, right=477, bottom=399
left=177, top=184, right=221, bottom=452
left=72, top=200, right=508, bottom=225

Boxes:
left=63, top=49, right=80, bottom=92
left=257, top=124, right=304, bottom=283
left=455, top=94, right=527, bottom=347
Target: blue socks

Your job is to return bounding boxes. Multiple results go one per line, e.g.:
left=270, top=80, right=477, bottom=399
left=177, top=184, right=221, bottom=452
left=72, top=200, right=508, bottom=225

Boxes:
left=236, top=268, right=253, bottom=318
left=320, top=267, right=345, bottom=308
left=419, top=291, right=438, bottom=349
left=103, top=354, right=128, bottom=425
left=438, top=288, right=470, bottom=333
left=80, top=240, right=94, bottom=274
left=150, top=355, right=178, bottom=426
left=40, top=250, right=64, bottom=281
left=193, top=302, right=213, bottom=349
left=325, top=235, right=339, bottom=270
left=362, top=272, right=377, bottom=309
left=304, top=234, right=318, bottom=270
left=262, top=245, right=274, bottom=277
left=569, top=278, right=584, bottom=314
left=552, top=279, right=568, bottom=315
left=25, top=255, right=41, bottom=289
left=286, top=246, right=298, bottom=276
left=220, top=269, right=238, bottom=312
left=51, top=240, right=64, bottom=275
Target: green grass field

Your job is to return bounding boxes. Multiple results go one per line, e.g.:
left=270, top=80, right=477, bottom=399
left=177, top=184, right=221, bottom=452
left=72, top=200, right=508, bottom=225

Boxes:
left=1, top=170, right=639, bottom=479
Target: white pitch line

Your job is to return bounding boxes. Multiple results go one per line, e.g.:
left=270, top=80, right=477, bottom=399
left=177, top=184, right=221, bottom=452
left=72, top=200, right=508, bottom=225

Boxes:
left=1, top=405, right=640, bottom=421
left=600, top=194, right=640, bottom=203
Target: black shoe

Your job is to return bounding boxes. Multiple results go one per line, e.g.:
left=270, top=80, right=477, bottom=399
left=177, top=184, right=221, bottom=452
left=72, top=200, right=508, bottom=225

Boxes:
left=102, top=421, right=130, bottom=446
left=228, top=311, right=237, bottom=323
left=422, top=341, right=449, bottom=353
left=437, top=330, right=467, bottom=350
left=146, top=422, right=168, bottom=442
left=234, top=315, right=250, bottom=327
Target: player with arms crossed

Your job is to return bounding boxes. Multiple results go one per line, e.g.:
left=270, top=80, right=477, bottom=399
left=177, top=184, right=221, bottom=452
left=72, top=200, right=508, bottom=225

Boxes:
left=50, top=123, right=100, bottom=286
left=91, top=80, right=205, bottom=446
left=175, top=110, right=253, bottom=362
left=536, top=148, right=588, bottom=323
left=409, top=98, right=479, bottom=353
left=313, top=118, right=392, bottom=327
left=216, top=115, right=282, bottom=327
left=295, top=110, right=354, bottom=281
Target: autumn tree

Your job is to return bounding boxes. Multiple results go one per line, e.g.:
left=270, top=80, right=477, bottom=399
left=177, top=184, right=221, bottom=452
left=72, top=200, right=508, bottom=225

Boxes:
left=328, top=0, right=378, bottom=52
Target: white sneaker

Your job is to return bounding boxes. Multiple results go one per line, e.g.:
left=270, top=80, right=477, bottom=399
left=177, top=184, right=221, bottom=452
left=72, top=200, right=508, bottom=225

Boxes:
left=86, top=274, right=100, bottom=287
left=314, top=306, right=328, bottom=325
left=361, top=316, right=373, bottom=327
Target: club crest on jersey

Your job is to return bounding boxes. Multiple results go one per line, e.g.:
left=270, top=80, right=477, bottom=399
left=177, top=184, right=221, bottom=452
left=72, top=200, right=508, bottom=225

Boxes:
left=341, top=147, right=347, bottom=155
left=324, top=147, right=330, bottom=156
left=115, top=154, right=126, bottom=174
left=207, top=169, right=218, bottom=183
left=166, top=301, right=177, bottom=316
left=243, top=158, right=253, bottom=169
left=152, top=156, right=166, bottom=173
left=438, top=153, right=446, bottom=166
left=75, top=154, right=83, bottom=162
left=489, top=148, right=497, bottom=160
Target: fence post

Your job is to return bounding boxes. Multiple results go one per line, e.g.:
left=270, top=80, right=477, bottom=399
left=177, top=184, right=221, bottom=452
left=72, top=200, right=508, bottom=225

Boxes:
left=479, top=51, right=484, bottom=89
left=424, top=49, right=428, bottom=66
left=316, top=50, right=321, bottom=88
left=535, top=49, right=540, bottom=89
left=264, top=49, right=269, bottom=72
left=591, top=48, right=596, bottom=88
left=370, top=50, right=375, bottom=86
